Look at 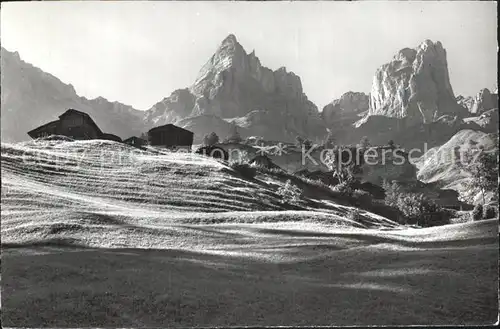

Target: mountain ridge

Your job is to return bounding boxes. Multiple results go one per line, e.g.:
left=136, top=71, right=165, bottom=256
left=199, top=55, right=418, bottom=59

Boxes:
left=1, top=47, right=147, bottom=142
left=143, top=34, right=327, bottom=143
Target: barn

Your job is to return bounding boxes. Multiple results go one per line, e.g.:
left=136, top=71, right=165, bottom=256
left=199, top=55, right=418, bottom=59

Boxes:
left=26, top=120, right=60, bottom=139
left=148, top=124, right=194, bottom=150
left=124, top=136, right=147, bottom=148
left=101, top=133, right=122, bottom=143
left=27, top=109, right=103, bottom=140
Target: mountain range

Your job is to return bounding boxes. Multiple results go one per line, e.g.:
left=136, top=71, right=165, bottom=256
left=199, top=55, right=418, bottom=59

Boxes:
left=1, top=35, right=497, bottom=147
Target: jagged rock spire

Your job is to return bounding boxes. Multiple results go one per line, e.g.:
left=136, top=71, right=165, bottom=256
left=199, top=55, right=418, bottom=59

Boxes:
left=369, top=39, right=467, bottom=124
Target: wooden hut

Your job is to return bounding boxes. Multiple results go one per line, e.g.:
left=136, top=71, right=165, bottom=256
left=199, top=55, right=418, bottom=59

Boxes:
left=124, top=136, right=147, bottom=148
left=27, top=109, right=103, bottom=140
left=148, top=124, right=194, bottom=150
left=101, top=133, right=122, bottom=142
left=27, top=109, right=126, bottom=142
left=26, top=120, right=60, bottom=139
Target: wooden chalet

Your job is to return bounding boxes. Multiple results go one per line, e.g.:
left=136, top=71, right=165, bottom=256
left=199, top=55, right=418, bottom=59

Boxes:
left=101, top=133, right=122, bottom=143
left=124, top=136, right=147, bottom=148
left=27, top=109, right=121, bottom=142
left=28, top=109, right=103, bottom=140
left=148, top=124, right=194, bottom=150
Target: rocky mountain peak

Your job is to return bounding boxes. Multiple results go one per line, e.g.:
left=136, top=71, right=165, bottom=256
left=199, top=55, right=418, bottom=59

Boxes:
left=322, top=92, right=370, bottom=128
left=471, top=88, right=498, bottom=114
left=221, top=33, right=238, bottom=44
left=145, top=34, right=325, bottom=142
left=216, top=33, right=246, bottom=58
left=368, top=39, right=467, bottom=125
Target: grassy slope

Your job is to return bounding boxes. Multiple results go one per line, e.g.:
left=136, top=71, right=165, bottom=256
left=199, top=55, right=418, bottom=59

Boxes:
left=415, top=129, right=497, bottom=203
left=1, top=140, right=398, bottom=248
left=1, top=139, right=498, bottom=326
left=2, top=220, right=498, bottom=327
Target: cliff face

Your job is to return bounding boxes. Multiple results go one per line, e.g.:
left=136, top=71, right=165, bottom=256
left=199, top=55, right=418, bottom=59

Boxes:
left=456, top=95, right=475, bottom=112
left=470, top=88, right=498, bottom=114
left=144, top=34, right=326, bottom=143
left=368, top=40, right=467, bottom=125
left=416, top=129, right=498, bottom=203
left=322, top=92, right=370, bottom=128
left=457, top=89, right=498, bottom=115
left=1, top=48, right=146, bottom=142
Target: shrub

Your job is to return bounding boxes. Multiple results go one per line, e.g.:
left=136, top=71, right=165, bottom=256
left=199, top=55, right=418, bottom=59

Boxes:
left=472, top=204, right=483, bottom=221
left=331, top=180, right=354, bottom=197
left=224, top=124, right=243, bottom=144
left=230, top=163, right=257, bottom=180
left=382, top=185, right=450, bottom=227
left=277, top=179, right=302, bottom=204
left=358, top=136, right=371, bottom=149
left=203, top=132, right=219, bottom=146
left=368, top=199, right=405, bottom=224
left=383, top=180, right=402, bottom=207
left=352, top=189, right=373, bottom=206
left=349, top=209, right=363, bottom=222
left=483, top=205, right=497, bottom=219
left=229, top=150, right=250, bottom=165
left=195, top=146, right=229, bottom=160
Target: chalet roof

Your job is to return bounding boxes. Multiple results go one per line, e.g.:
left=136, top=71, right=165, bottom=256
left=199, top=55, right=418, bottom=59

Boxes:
left=59, top=109, right=103, bottom=135
left=124, top=136, right=146, bottom=143
left=27, top=109, right=105, bottom=139
left=27, top=120, right=60, bottom=135
left=58, top=108, right=92, bottom=120
left=148, top=123, right=193, bottom=135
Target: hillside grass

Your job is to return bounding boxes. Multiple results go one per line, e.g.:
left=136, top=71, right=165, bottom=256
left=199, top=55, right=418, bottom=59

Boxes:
left=2, top=219, right=498, bottom=327
left=1, top=140, right=400, bottom=247
left=1, top=139, right=498, bottom=326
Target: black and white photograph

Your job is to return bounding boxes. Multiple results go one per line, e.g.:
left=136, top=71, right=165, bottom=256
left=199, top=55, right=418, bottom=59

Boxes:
left=0, top=1, right=498, bottom=327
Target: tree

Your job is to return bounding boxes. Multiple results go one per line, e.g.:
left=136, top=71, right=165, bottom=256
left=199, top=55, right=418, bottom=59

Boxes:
left=383, top=179, right=402, bottom=207
left=295, top=136, right=305, bottom=148
left=324, top=131, right=336, bottom=148
left=203, top=132, right=219, bottom=146
left=460, top=149, right=498, bottom=204
left=359, top=136, right=371, bottom=149
left=295, top=135, right=312, bottom=149
left=140, top=132, right=149, bottom=143
left=323, top=148, right=361, bottom=185
left=225, top=124, right=243, bottom=144
left=277, top=179, right=302, bottom=204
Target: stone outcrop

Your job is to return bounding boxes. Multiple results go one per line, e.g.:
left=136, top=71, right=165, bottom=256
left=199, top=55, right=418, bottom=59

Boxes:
left=456, top=95, right=474, bottom=112
left=470, top=88, right=498, bottom=114
left=321, top=92, right=369, bottom=128
left=368, top=40, right=467, bottom=125
left=463, top=108, right=499, bottom=133
left=456, top=89, right=498, bottom=115
left=415, top=129, right=498, bottom=203
left=144, top=34, right=326, bottom=143
left=144, top=89, right=196, bottom=126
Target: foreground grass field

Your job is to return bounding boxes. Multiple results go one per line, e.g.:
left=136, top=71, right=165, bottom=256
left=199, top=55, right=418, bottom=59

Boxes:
left=2, top=219, right=498, bottom=326
left=1, top=139, right=498, bottom=326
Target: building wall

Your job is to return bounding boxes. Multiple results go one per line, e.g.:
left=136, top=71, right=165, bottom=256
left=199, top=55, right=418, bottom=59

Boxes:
left=30, top=122, right=59, bottom=138
left=59, top=113, right=100, bottom=139
left=149, top=126, right=194, bottom=148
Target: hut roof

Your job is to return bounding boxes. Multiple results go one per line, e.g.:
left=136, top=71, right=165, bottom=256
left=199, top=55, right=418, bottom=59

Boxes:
left=27, top=120, right=60, bottom=136
left=59, top=109, right=103, bottom=136
left=124, top=136, right=146, bottom=143
left=101, top=133, right=122, bottom=142
left=148, top=124, right=193, bottom=135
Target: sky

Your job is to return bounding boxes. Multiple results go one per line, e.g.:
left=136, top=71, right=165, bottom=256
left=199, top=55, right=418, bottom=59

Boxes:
left=1, top=1, right=497, bottom=111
